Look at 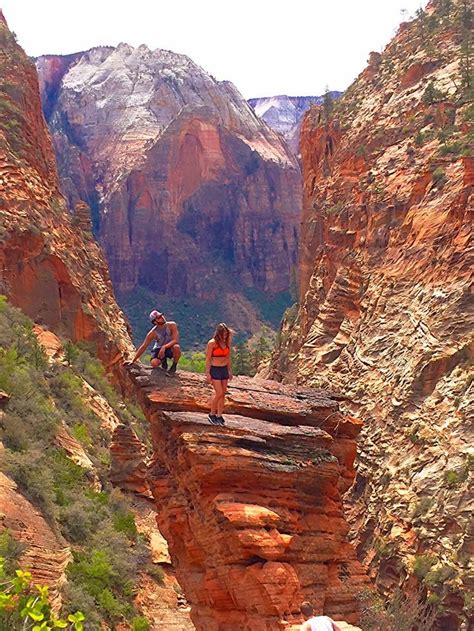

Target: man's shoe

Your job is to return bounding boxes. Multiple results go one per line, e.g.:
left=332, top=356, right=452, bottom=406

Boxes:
left=207, top=413, right=218, bottom=424
left=215, top=415, right=225, bottom=425
left=168, top=362, right=177, bottom=374
left=161, top=358, right=168, bottom=370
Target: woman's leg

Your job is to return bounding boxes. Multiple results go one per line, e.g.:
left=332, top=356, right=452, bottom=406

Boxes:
left=210, top=379, right=223, bottom=415
left=216, top=380, right=228, bottom=416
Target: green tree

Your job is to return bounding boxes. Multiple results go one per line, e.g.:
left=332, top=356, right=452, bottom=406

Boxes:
left=234, top=341, right=252, bottom=376
left=422, top=81, right=445, bottom=105
left=323, top=86, right=334, bottom=122
left=458, top=0, right=473, bottom=91
left=416, top=7, right=427, bottom=41
left=437, top=0, right=452, bottom=18
left=251, top=335, right=272, bottom=374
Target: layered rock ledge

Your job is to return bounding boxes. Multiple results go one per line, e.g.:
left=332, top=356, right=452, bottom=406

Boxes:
left=123, top=365, right=368, bottom=630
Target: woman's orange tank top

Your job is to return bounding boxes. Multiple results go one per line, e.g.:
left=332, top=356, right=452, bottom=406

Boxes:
left=212, top=344, right=230, bottom=357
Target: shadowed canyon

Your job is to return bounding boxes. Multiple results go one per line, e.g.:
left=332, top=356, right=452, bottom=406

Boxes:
left=0, top=1, right=472, bottom=630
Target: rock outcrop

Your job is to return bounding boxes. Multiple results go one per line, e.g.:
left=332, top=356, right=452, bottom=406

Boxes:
left=36, top=46, right=301, bottom=308
left=123, top=365, right=368, bottom=630
left=0, top=473, right=71, bottom=610
left=0, top=12, right=132, bottom=364
left=248, top=94, right=341, bottom=154
left=268, top=1, right=473, bottom=627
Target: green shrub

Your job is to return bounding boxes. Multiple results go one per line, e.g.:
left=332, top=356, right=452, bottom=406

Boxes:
left=444, top=467, right=468, bottom=487
left=0, top=531, right=25, bottom=575
left=71, top=422, right=92, bottom=446
left=422, top=82, right=446, bottom=105
left=438, top=140, right=468, bottom=156
left=413, top=554, right=437, bottom=579
left=412, top=497, right=434, bottom=517
left=113, top=511, right=138, bottom=541
left=359, top=587, right=437, bottom=630
left=432, top=167, right=447, bottom=187
left=0, top=557, right=86, bottom=630
left=132, top=616, right=150, bottom=631
left=2, top=450, right=56, bottom=520
left=179, top=351, right=207, bottom=373
left=0, top=298, right=153, bottom=627
left=424, top=565, right=456, bottom=587
left=147, top=563, right=165, bottom=585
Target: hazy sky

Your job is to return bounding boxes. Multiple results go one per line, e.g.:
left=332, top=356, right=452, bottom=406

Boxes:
left=2, top=0, right=424, bottom=98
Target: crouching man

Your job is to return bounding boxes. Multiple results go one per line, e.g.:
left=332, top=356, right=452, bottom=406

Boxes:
left=130, top=310, right=181, bottom=374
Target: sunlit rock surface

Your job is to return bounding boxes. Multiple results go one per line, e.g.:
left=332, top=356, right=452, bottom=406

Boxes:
left=268, top=2, right=473, bottom=627
left=123, top=364, right=368, bottom=630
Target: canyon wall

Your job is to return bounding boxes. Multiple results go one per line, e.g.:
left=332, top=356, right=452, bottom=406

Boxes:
left=249, top=94, right=342, bottom=154
left=0, top=11, right=132, bottom=363
left=268, top=1, right=473, bottom=628
left=1, top=14, right=367, bottom=629
left=36, top=46, right=301, bottom=309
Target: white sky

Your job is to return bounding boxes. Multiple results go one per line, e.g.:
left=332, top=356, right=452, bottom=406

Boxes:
left=1, top=0, right=424, bottom=98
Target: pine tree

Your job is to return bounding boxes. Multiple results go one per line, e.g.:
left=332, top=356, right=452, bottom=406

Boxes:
left=323, top=86, right=334, bottom=122
left=458, top=0, right=473, bottom=91
left=438, top=0, right=452, bottom=18
left=416, top=7, right=427, bottom=42
left=234, top=340, right=252, bottom=376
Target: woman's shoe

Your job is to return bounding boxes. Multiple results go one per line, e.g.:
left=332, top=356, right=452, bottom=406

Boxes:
left=215, top=415, right=225, bottom=425
left=207, top=413, right=218, bottom=424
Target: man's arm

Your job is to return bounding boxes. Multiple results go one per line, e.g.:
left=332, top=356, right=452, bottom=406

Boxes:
left=331, top=621, right=342, bottom=631
left=300, top=623, right=311, bottom=631
left=130, top=329, right=156, bottom=363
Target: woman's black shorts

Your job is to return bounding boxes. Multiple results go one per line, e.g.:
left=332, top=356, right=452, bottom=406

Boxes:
left=210, top=365, right=229, bottom=380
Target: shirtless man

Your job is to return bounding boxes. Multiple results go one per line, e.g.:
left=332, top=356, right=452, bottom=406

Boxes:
left=300, top=602, right=342, bottom=631
left=129, top=310, right=181, bottom=374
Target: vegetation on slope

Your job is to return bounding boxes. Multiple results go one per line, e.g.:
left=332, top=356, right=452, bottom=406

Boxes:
left=0, top=297, right=156, bottom=629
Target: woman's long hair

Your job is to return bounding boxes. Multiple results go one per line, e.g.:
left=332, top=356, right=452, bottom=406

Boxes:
left=214, top=322, right=232, bottom=348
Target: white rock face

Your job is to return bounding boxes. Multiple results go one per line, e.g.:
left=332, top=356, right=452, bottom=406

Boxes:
left=35, top=44, right=302, bottom=301
left=248, top=94, right=341, bottom=152
left=37, top=45, right=297, bottom=195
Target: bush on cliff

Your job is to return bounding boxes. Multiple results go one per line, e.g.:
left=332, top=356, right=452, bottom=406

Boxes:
left=0, top=298, right=151, bottom=628
left=0, top=556, right=86, bottom=630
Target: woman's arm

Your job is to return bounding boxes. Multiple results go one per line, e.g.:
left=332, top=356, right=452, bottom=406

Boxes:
left=205, top=340, right=214, bottom=382
left=227, top=340, right=233, bottom=380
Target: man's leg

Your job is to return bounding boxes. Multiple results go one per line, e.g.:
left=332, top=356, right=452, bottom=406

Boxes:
left=168, top=344, right=181, bottom=373
left=151, top=347, right=168, bottom=369
left=151, top=348, right=161, bottom=369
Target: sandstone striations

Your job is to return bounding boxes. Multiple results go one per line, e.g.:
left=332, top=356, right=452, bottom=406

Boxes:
left=124, top=365, right=368, bottom=630
left=36, top=46, right=301, bottom=318
left=268, top=1, right=473, bottom=627
left=0, top=12, right=132, bottom=363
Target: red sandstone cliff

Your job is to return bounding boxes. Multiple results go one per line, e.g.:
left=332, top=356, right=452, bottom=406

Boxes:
left=269, top=1, right=473, bottom=628
left=35, top=46, right=301, bottom=311
left=121, top=365, right=368, bottom=630
left=0, top=13, right=132, bottom=363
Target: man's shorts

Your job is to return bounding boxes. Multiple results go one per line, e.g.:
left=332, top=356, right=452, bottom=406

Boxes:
left=151, top=346, right=173, bottom=360
left=210, top=365, right=229, bottom=380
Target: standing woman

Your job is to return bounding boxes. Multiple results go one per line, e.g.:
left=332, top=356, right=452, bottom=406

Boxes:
left=206, top=323, right=233, bottom=425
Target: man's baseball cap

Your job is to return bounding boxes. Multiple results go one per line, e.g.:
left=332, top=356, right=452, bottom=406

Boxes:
left=149, top=310, right=163, bottom=322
